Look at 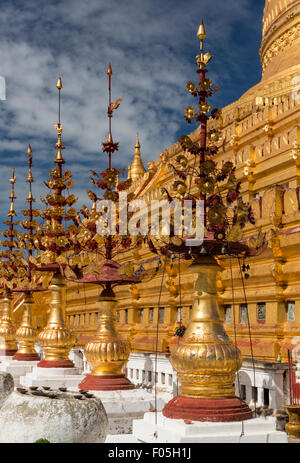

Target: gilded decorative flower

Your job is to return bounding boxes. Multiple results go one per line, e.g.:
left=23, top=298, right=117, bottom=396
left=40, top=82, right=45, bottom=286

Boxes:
left=22, top=220, right=30, bottom=229
left=66, top=194, right=77, bottom=206
left=51, top=168, right=60, bottom=178
left=214, top=230, right=226, bottom=241
left=207, top=205, right=226, bottom=225
left=32, top=209, right=41, bottom=217
left=52, top=223, right=64, bottom=234
left=222, top=161, right=234, bottom=175
left=51, top=178, right=65, bottom=188
left=226, top=224, right=243, bottom=242
left=208, top=130, right=220, bottom=143
left=86, top=190, right=98, bottom=202
left=64, top=170, right=72, bottom=180
left=179, top=135, right=193, bottom=151
left=201, top=160, right=216, bottom=175
left=101, top=168, right=118, bottom=187
left=198, top=102, right=211, bottom=114
left=201, top=78, right=212, bottom=90
left=56, top=236, right=69, bottom=247
left=184, top=106, right=195, bottom=120
left=175, top=155, right=188, bottom=168
left=53, top=207, right=65, bottom=216
left=67, top=224, right=77, bottom=233
left=197, top=178, right=215, bottom=194
left=173, top=181, right=187, bottom=196
left=104, top=190, right=118, bottom=201
left=41, top=236, right=51, bottom=247
left=66, top=179, right=73, bottom=189
left=186, top=82, right=197, bottom=95
left=66, top=207, right=76, bottom=217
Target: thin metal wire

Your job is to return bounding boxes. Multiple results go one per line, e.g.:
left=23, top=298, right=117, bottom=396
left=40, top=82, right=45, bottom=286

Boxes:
left=238, top=257, right=257, bottom=417
left=229, top=254, right=244, bottom=436
left=176, top=254, right=183, bottom=396
left=154, top=256, right=167, bottom=427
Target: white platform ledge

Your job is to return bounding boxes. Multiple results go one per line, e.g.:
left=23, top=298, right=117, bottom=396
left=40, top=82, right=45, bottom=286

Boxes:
left=132, top=412, right=288, bottom=443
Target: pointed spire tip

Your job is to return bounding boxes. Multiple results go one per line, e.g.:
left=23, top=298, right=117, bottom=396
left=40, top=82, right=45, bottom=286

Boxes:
left=56, top=76, right=63, bottom=90
left=197, top=20, right=206, bottom=40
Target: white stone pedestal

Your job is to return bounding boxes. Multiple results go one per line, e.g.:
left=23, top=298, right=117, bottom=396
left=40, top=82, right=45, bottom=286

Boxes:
left=0, top=355, right=14, bottom=362
left=0, top=359, right=39, bottom=387
left=20, top=366, right=85, bottom=389
left=91, top=389, right=166, bottom=435
left=128, top=412, right=288, bottom=443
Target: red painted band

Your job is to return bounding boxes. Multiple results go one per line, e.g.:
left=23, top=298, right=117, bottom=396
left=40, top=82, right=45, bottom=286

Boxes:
left=37, top=359, right=75, bottom=368
left=163, top=395, right=253, bottom=422
left=12, top=352, right=40, bottom=361
left=78, top=374, right=135, bottom=391
left=0, top=349, right=17, bottom=356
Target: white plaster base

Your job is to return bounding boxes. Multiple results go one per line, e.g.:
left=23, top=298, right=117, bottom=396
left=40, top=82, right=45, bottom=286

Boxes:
left=0, top=360, right=39, bottom=387
left=91, top=389, right=166, bottom=435
left=131, top=412, right=288, bottom=443
left=20, top=366, right=85, bottom=389
left=0, top=355, right=14, bottom=362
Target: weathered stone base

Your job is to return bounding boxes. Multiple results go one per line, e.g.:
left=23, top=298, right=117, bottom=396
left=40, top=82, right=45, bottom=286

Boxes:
left=91, top=389, right=165, bottom=434
left=0, top=390, right=108, bottom=443
left=131, top=412, right=288, bottom=443
left=79, top=374, right=134, bottom=391
left=163, top=396, right=253, bottom=422
left=20, top=366, right=84, bottom=389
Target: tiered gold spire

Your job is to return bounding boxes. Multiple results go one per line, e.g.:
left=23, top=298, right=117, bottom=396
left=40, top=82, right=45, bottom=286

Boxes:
left=13, top=145, right=40, bottom=361
left=0, top=169, right=18, bottom=356
left=162, top=21, right=252, bottom=422
left=36, top=77, right=76, bottom=367
left=130, top=133, right=146, bottom=182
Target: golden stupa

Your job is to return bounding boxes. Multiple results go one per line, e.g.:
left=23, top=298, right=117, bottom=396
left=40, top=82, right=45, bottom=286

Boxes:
left=130, top=134, right=146, bottom=182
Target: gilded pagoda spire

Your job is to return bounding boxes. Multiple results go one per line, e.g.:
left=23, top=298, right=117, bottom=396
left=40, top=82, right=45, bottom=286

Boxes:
left=0, top=169, right=18, bottom=356
left=130, top=133, right=146, bottom=182
left=36, top=76, right=76, bottom=368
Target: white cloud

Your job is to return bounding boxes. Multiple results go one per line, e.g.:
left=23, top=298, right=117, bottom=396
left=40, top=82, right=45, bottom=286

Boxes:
left=0, top=0, right=262, bottom=220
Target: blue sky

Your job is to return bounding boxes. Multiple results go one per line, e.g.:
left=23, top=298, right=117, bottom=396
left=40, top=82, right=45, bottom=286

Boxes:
left=0, top=0, right=265, bottom=220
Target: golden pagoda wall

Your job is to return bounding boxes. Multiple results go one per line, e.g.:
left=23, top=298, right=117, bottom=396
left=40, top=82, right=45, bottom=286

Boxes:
left=9, top=0, right=300, bottom=367
left=60, top=56, right=300, bottom=364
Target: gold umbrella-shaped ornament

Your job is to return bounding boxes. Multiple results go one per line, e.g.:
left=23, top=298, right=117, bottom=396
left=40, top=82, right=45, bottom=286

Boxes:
left=23, top=77, right=82, bottom=368
left=0, top=169, right=26, bottom=357
left=73, top=64, right=149, bottom=391
left=146, top=22, right=262, bottom=422
left=12, top=145, right=47, bottom=361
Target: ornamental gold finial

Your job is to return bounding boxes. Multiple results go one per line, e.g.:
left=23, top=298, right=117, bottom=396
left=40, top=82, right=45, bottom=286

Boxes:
left=107, top=63, right=112, bottom=76
left=56, top=76, right=63, bottom=89
left=8, top=168, right=16, bottom=217
left=27, top=144, right=34, bottom=183
left=197, top=20, right=206, bottom=40
left=108, top=130, right=113, bottom=143
left=135, top=133, right=140, bottom=149
left=196, top=20, right=213, bottom=67
left=54, top=77, right=65, bottom=163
